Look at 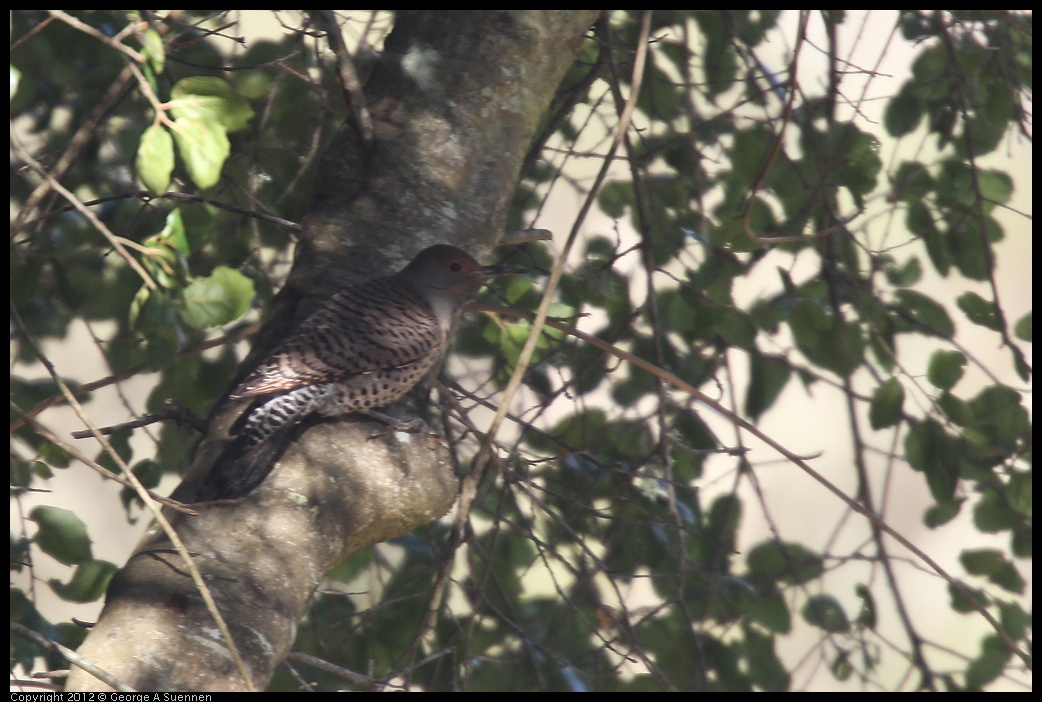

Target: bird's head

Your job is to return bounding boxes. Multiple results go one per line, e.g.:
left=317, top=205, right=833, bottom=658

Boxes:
left=402, top=244, right=523, bottom=322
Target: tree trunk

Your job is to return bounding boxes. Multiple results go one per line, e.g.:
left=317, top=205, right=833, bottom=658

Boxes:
left=66, top=10, right=600, bottom=692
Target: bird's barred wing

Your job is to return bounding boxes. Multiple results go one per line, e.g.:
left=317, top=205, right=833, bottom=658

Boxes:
left=230, top=280, right=443, bottom=399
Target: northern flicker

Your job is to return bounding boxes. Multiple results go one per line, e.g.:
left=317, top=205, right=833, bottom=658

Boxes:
left=196, top=244, right=520, bottom=500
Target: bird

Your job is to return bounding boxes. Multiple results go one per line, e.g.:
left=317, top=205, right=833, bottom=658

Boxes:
left=195, top=244, right=521, bottom=500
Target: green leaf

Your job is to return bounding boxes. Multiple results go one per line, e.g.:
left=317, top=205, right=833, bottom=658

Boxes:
left=172, top=118, right=230, bottom=190
left=911, top=38, right=950, bottom=84
left=474, top=530, right=535, bottom=606
left=707, top=494, right=742, bottom=543
left=947, top=218, right=996, bottom=281
left=164, top=210, right=193, bottom=258
left=831, top=651, right=854, bottom=681
left=973, top=490, right=1017, bottom=533
left=136, top=124, right=174, bottom=195
left=854, top=584, right=877, bottom=630
left=884, top=83, right=923, bottom=136
left=976, top=170, right=1014, bottom=205
left=960, top=548, right=1025, bottom=594
left=611, top=371, right=655, bottom=407
left=10, top=590, right=53, bottom=671
left=48, top=559, right=117, bottom=603
left=694, top=13, right=740, bottom=100
left=38, top=440, right=73, bottom=469
left=956, top=292, right=1001, bottom=331
left=1007, top=470, right=1031, bottom=518
left=959, top=548, right=1004, bottom=575
left=730, top=126, right=775, bottom=185
left=137, top=287, right=176, bottom=330
left=734, top=9, right=781, bottom=47
left=745, top=353, right=791, bottom=421
left=831, top=123, right=881, bottom=197
left=141, top=209, right=192, bottom=289
left=1011, top=522, right=1031, bottom=559
left=660, top=289, right=700, bottom=337
left=128, top=458, right=163, bottom=491
left=496, top=318, right=538, bottom=366
left=746, top=587, right=791, bottom=634
left=900, top=16, right=937, bottom=50
left=927, top=350, right=966, bottom=390
left=30, top=506, right=93, bottom=565
left=597, top=180, right=633, bottom=218
left=822, top=319, right=865, bottom=377
left=140, top=28, right=165, bottom=74
left=128, top=284, right=149, bottom=328
left=801, top=595, right=850, bottom=633
left=890, top=161, right=933, bottom=202
left=904, top=419, right=959, bottom=503
left=789, top=300, right=829, bottom=346
left=743, top=626, right=790, bottom=692
left=869, top=377, right=904, bottom=429
left=717, top=307, right=756, bottom=347
left=746, top=541, right=822, bottom=585
left=948, top=581, right=987, bottom=614
left=93, top=430, right=134, bottom=478
left=894, top=290, right=955, bottom=338
left=883, top=255, right=922, bottom=287
left=706, top=574, right=758, bottom=623
left=641, top=617, right=706, bottom=690
left=638, top=62, right=683, bottom=120
left=907, top=204, right=951, bottom=275
left=958, top=114, right=1007, bottom=159
left=966, top=384, right=1029, bottom=453
left=997, top=601, right=1031, bottom=641
left=170, top=76, right=254, bottom=132
left=965, top=635, right=1013, bottom=690
left=937, top=159, right=974, bottom=204
left=938, top=391, right=973, bottom=426
left=179, top=266, right=255, bottom=329
left=1013, top=312, right=1031, bottom=341
left=924, top=499, right=963, bottom=528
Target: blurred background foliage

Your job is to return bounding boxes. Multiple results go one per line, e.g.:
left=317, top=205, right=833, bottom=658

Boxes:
left=10, top=10, right=1031, bottom=691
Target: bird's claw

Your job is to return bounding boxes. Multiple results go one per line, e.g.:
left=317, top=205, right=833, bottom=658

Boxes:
left=362, top=410, right=438, bottom=441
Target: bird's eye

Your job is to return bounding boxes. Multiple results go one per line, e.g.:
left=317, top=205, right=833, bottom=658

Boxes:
left=450, top=262, right=463, bottom=272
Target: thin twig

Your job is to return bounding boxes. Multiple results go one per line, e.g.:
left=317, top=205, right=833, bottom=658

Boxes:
left=48, top=10, right=146, bottom=63
left=317, top=11, right=374, bottom=146
left=286, top=651, right=378, bottom=687
left=12, top=404, right=199, bottom=515
left=69, top=398, right=208, bottom=438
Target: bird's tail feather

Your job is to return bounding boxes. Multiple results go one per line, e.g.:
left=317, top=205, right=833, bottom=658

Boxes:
left=194, top=431, right=293, bottom=501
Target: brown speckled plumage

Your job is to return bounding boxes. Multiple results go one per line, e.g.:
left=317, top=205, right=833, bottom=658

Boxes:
left=197, top=244, right=519, bottom=500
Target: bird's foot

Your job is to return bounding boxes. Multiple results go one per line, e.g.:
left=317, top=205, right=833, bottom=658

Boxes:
left=362, top=410, right=437, bottom=440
